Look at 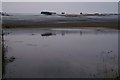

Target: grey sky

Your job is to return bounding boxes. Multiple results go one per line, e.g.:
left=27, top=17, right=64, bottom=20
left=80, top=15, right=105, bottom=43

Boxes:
left=2, top=0, right=119, bottom=2
left=2, top=2, right=118, bottom=14
left=0, top=2, right=2, bottom=12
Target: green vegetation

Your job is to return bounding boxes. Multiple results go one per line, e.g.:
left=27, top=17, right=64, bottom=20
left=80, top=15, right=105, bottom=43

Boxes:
left=2, top=22, right=119, bottom=29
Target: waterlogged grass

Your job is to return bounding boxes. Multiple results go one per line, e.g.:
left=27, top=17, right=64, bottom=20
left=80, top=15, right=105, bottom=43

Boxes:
left=93, top=50, right=118, bottom=78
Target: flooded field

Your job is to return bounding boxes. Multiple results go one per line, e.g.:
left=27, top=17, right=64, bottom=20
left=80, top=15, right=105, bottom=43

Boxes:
left=3, top=28, right=119, bottom=78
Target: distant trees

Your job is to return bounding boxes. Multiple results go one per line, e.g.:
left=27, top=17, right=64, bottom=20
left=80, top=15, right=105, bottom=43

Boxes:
left=40, top=11, right=118, bottom=16
left=0, top=12, right=10, bottom=16
left=80, top=12, right=83, bottom=15
left=94, top=13, right=99, bottom=15
left=61, top=12, right=65, bottom=14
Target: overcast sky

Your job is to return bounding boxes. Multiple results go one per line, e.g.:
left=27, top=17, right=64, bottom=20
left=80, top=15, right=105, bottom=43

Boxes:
left=1, top=0, right=119, bottom=2
left=0, top=2, right=2, bottom=12
left=2, top=2, right=118, bottom=14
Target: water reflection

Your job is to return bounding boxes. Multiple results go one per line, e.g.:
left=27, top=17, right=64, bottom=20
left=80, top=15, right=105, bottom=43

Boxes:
left=4, top=28, right=118, bottom=78
left=41, top=33, right=56, bottom=37
left=4, top=28, right=118, bottom=35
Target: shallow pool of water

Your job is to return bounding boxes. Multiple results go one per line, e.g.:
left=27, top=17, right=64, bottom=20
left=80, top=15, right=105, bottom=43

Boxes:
left=3, top=28, right=119, bottom=78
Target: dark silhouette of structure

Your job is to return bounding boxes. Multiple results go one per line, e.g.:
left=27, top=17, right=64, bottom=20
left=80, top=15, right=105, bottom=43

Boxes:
left=41, top=33, right=56, bottom=36
left=80, top=12, right=83, bottom=15
left=41, top=11, right=56, bottom=15
left=61, top=12, right=65, bottom=14
left=0, top=12, right=10, bottom=16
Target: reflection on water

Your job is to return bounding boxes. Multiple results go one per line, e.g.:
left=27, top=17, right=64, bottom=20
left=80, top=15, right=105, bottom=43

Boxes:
left=4, top=28, right=118, bottom=78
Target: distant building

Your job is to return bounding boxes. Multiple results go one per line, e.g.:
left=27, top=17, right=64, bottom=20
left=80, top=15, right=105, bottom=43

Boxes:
left=41, top=11, right=56, bottom=15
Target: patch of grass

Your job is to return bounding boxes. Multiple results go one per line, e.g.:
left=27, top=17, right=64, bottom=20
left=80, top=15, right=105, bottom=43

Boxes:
left=2, top=22, right=119, bottom=30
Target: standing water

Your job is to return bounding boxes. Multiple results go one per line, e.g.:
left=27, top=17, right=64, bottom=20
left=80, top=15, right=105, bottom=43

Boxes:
left=3, top=28, right=118, bottom=78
